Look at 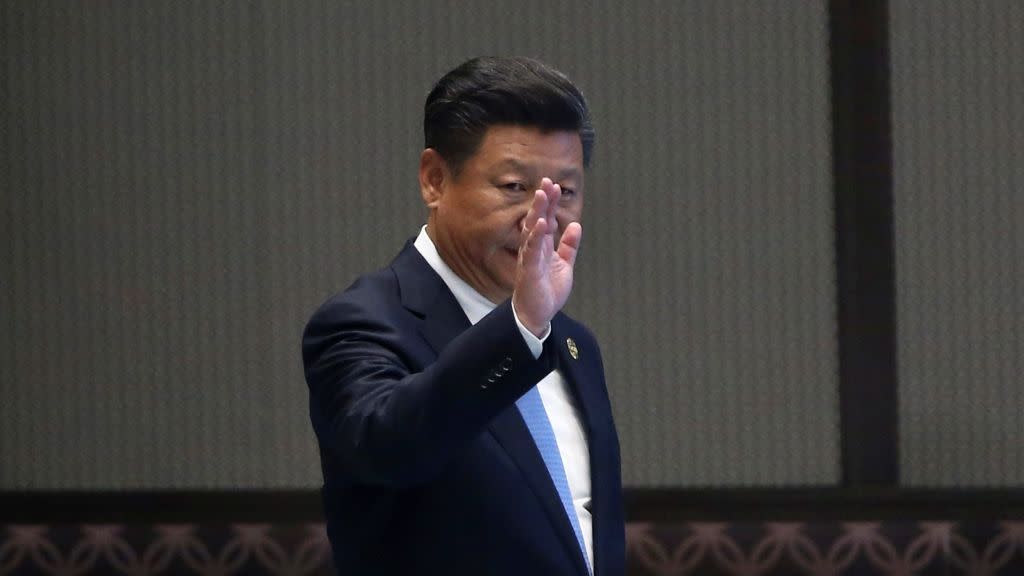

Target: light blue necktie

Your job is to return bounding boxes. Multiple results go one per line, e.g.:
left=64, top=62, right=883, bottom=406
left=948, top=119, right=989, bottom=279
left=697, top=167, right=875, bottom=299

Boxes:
left=516, top=385, right=591, bottom=574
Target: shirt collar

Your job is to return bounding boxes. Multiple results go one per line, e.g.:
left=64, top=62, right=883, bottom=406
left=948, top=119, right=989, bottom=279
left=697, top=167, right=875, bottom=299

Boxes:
left=413, top=226, right=497, bottom=326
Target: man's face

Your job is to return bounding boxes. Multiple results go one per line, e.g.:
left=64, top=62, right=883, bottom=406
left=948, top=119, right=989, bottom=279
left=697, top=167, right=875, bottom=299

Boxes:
left=421, top=125, right=585, bottom=304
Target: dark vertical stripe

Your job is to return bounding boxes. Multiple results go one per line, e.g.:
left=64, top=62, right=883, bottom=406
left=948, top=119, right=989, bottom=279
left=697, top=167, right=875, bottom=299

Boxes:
left=829, top=0, right=899, bottom=485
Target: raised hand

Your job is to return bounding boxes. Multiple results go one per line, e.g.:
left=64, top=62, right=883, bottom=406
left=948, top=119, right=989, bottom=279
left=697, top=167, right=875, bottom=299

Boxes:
left=511, top=178, right=583, bottom=337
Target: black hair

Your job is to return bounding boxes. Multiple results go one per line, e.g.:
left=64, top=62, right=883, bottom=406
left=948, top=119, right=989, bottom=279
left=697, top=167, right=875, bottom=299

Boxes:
left=424, top=56, right=594, bottom=175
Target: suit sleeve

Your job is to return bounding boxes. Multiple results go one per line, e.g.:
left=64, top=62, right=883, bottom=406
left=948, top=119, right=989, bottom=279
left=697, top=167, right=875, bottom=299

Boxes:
left=303, top=297, right=557, bottom=488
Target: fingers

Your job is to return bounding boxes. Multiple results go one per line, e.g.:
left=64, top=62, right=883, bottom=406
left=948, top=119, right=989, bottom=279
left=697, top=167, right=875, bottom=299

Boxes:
left=541, top=178, right=560, bottom=235
left=521, top=189, right=547, bottom=240
left=525, top=216, right=548, bottom=255
left=556, top=221, right=582, bottom=268
left=520, top=177, right=564, bottom=260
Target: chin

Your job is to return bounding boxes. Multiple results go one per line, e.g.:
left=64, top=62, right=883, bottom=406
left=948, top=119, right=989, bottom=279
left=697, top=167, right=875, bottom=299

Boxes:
left=491, top=279, right=515, bottom=302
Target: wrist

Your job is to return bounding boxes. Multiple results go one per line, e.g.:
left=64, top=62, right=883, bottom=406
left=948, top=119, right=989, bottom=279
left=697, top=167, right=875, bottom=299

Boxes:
left=511, top=296, right=547, bottom=338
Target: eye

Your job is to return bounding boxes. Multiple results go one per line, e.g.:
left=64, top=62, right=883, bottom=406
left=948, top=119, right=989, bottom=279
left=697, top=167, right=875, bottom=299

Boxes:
left=559, top=187, right=577, bottom=198
left=499, top=181, right=529, bottom=192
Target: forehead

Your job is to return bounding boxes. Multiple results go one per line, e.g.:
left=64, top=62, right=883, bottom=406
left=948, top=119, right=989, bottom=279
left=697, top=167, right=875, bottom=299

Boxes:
left=468, top=125, right=584, bottom=175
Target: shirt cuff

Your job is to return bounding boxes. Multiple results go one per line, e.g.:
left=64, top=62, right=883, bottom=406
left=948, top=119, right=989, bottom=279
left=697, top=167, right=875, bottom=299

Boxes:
left=512, top=302, right=550, bottom=359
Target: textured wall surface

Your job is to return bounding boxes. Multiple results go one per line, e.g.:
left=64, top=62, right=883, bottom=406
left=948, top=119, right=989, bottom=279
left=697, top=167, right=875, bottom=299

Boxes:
left=2, top=1, right=838, bottom=489
left=891, top=1, right=1024, bottom=486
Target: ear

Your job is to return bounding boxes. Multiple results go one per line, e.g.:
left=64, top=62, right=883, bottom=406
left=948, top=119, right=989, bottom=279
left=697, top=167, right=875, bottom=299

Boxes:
left=419, top=149, right=448, bottom=209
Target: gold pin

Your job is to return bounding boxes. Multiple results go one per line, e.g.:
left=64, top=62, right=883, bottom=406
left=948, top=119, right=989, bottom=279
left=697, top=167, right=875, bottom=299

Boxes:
left=566, top=337, right=579, bottom=360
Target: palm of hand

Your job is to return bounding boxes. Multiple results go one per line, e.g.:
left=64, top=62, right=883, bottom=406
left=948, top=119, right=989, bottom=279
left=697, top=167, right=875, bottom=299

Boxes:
left=512, top=179, right=582, bottom=337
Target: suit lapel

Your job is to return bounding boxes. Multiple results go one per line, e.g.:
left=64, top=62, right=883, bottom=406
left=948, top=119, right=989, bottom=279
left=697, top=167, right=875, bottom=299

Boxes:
left=551, top=315, right=611, bottom=576
left=418, top=293, right=471, bottom=357
left=485, top=317, right=602, bottom=576
left=391, top=242, right=590, bottom=576
left=550, top=316, right=602, bottom=441
left=487, top=405, right=590, bottom=576
left=390, top=241, right=471, bottom=356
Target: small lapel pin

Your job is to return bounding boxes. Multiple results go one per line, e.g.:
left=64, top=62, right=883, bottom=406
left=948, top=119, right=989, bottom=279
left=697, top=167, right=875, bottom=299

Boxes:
left=566, top=337, right=579, bottom=360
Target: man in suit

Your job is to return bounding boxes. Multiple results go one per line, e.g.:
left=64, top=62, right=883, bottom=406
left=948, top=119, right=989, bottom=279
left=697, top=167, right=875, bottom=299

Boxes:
left=302, top=56, right=624, bottom=575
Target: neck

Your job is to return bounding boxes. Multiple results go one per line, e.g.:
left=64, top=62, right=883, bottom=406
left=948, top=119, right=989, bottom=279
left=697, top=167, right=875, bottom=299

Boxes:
left=424, top=221, right=509, bottom=305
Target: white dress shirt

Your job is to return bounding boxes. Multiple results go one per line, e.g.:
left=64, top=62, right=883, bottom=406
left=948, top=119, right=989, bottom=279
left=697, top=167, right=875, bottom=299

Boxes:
left=414, top=227, right=594, bottom=570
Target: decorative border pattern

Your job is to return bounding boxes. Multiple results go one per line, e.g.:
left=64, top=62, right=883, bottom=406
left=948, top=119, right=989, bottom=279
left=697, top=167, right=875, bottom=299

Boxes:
left=626, top=522, right=1024, bottom=575
left=3, top=522, right=1024, bottom=575
left=0, top=524, right=332, bottom=575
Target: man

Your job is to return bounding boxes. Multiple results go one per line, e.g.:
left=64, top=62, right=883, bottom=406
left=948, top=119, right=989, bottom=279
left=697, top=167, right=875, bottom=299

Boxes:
left=302, top=56, right=624, bottom=575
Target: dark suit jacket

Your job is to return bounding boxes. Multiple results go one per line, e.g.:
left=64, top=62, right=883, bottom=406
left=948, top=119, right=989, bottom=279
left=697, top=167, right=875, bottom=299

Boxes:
left=302, top=241, right=624, bottom=575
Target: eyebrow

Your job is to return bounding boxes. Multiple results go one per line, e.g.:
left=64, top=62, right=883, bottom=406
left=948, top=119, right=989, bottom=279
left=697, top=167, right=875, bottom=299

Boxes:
left=492, top=159, right=531, bottom=173
left=492, top=159, right=581, bottom=182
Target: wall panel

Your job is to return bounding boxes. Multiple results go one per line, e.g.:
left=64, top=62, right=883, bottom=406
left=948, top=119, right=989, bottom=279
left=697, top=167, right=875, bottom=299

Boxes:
left=1, top=1, right=837, bottom=488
